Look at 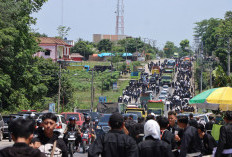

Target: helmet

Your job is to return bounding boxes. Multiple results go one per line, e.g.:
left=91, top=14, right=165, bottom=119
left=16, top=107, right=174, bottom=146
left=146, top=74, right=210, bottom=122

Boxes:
left=85, top=115, right=91, bottom=121
left=69, top=117, right=76, bottom=121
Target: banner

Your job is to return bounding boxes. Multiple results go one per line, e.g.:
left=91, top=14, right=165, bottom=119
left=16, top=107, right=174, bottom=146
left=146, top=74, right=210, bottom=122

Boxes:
left=49, top=103, right=55, bottom=113
left=113, top=82, right=118, bottom=90
left=99, top=96, right=107, bottom=103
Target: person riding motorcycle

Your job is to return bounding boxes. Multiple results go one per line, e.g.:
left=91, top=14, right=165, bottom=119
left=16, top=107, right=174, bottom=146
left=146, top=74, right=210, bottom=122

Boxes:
left=64, top=117, right=82, bottom=152
left=82, top=115, right=96, bottom=143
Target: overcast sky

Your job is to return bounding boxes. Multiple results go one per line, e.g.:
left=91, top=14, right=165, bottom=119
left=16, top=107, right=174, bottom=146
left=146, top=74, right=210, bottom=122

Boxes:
left=32, top=0, right=232, bottom=48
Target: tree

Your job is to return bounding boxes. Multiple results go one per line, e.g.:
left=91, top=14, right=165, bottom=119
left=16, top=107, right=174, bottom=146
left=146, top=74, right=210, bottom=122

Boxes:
left=118, top=38, right=145, bottom=53
left=97, top=39, right=113, bottom=52
left=57, top=25, right=71, bottom=39
left=71, top=40, right=94, bottom=59
left=0, top=0, right=48, bottom=111
left=163, top=41, right=175, bottom=58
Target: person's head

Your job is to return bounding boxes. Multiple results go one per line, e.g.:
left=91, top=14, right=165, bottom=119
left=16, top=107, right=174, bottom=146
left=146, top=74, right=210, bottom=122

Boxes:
left=158, top=116, right=169, bottom=130
left=144, top=120, right=160, bottom=140
left=124, top=116, right=128, bottom=122
left=109, top=113, right=124, bottom=130
left=189, top=113, right=193, bottom=119
left=138, top=117, right=145, bottom=124
left=129, top=115, right=133, bottom=120
left=197, top=123, right=205, bottom=138
left=224, top=111, right=232, bottom=123
left=177, top=116, right=188, bottom=129
left=209, top=116, right=214, bottom=121
left=9, top=118, right=35, bottom=144
left=85, top=115, right=91, bottom=123
left=69, top=117, right=76, bottom=125
left=146, top=114, right=155, bottom=121
left=168, top=111, right=177, bottom=127
left=42, top=113, right=57, bottom=137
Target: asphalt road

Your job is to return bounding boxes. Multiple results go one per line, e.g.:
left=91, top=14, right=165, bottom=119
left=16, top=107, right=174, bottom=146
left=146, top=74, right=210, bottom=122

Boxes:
left=0, top=139, right=88, bottom=157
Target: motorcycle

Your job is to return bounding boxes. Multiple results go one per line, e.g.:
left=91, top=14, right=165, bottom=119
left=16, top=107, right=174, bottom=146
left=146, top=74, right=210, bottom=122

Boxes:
left=67, top=131, right=76, bottom=157
left=81, top=129, right=92, bottom=153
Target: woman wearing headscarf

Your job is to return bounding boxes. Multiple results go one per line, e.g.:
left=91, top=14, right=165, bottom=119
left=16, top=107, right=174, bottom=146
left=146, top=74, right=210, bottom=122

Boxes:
left=138, top=120, right=174, bottom=157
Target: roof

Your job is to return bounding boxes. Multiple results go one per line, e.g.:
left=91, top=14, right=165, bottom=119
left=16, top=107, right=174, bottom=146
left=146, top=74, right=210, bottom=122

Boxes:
left=38, top=37, right=71, bottom=46
left=70, top=53, right=84, bottom=58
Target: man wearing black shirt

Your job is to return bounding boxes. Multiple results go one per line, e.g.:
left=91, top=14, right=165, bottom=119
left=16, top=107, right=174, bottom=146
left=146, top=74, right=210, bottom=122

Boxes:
left=178, top=116, right=202, bottom=157
left=0, top=118, right=45, bottom=157
left=88, top=113, right=138, bottom=157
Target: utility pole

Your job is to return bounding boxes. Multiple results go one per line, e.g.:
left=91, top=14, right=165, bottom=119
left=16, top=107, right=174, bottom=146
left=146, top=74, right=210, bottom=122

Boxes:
left=91, top=69, right=94, bottom=112
left=227, top=38, right=231, bottom=76
left=57, top=63, right=61, bottom=113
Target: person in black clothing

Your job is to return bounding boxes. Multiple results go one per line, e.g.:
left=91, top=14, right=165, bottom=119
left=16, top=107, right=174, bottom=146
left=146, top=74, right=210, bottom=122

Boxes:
left=205, top=116, right=215, bottom=134
left=197, top=123, right=217, bottom=155
left=188, top=113, right=198, bottom=128
left=215, top=111, right=232, bottom=157
left=178, top=116, right=202, bottom=157
left=138, top=119, right=174, bottom=157
left=0, top=118, right=45, bottom=157
left=134, top=117, right=145, bottom=143
left=34, top=113, right=68, bottom=157
left=88, top=113, right=139, bottom=157
left=158, top=116, right=176, bottom=150
left=125, top=115, right=136, bottom=137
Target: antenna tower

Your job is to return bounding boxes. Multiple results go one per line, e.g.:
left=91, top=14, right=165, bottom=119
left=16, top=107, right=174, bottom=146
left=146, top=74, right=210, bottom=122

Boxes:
left=115, top=0, right=124, bottom=35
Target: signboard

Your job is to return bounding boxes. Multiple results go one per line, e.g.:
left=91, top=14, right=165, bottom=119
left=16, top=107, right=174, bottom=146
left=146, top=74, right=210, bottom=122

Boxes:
left=126, top=60, right=131, bottom=65
left=137, top=57, right=145, bottom=61
left=113, top=82, right=118, bottom=90
left=49, top=103, right=56, bottom=113
left=99, top=96, right=107, bottom=103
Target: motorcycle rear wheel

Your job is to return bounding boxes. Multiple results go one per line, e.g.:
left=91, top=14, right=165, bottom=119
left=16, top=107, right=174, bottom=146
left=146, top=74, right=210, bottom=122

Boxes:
left=82, top=141, right=86, bottom=153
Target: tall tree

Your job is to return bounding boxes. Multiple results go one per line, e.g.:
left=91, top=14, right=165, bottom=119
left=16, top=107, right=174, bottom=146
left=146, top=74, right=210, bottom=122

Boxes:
left=163, top=41, right=175, bottom=58
left=71, top=40, right=94, bottom=59
left=0, top=0, right=48, bottom=111
left=97, top=39, right=113, bottom=52
left=57, top=25, right=71, bottom=39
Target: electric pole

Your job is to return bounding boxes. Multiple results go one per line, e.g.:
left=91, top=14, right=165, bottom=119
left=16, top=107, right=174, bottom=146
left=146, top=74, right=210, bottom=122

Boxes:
left=91, top=69, right=94, bottom=112
left=227, top=38, right=231, bottom=76
left=57, top=63, right=61, bottom=113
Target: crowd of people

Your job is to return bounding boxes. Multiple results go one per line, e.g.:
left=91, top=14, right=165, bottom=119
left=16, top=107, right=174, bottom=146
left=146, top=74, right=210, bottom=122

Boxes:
left=166, top=59, right=195, bottom=113
left=88, top=111, right=232, bottom=157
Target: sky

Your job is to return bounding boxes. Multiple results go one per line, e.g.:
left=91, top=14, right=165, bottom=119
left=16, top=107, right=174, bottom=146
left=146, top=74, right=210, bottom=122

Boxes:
left=32, top=0, right=232, bottom=48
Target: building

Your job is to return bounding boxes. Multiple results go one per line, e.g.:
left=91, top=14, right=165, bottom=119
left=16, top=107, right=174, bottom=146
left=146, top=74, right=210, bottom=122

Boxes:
left=70, top=53, right=84, bottom=61
left=93, top=34, right=131, bottom=43
left=34, top=37, right=72, bottom=61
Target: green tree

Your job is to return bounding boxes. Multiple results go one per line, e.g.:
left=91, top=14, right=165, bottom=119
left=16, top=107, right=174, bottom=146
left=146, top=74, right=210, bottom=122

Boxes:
left=0, top=0, right=48, bottom=111
left=71, top=40, right=94, bottom=59
left=57, top=25, right=71, bottom=39
left=163, top=41, right=175, bottom=58
left=118, top=38, right=144, bottom=53
left=97, top=39, right=113, bottom=52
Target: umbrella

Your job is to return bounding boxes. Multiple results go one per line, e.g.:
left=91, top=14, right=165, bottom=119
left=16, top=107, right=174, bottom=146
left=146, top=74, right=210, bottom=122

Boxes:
left=122, top=53, right=132, bottom=57
left=189, top=87, right=232, bottom=111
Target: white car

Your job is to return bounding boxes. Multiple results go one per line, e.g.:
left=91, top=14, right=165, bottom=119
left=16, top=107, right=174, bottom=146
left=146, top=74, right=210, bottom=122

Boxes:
left=160, top=90, right=168, bottom=98
left=158, top=96, right=166, bottom=102
left=162, top=85, right=169, bottom=91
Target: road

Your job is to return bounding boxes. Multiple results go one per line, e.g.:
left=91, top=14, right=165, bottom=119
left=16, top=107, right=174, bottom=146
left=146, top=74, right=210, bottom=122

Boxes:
left=0, top=139, right=88, bottom=157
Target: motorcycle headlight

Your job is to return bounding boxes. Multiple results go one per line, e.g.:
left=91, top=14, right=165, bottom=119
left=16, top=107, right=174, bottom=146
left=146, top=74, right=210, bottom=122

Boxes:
left=96, top=126, right=101, bottom=129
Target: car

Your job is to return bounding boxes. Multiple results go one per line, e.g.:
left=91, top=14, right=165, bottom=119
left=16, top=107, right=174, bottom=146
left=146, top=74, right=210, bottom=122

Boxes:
left=61, top=112, right=85, bottom=126
left=149, top=77, right=156, bottom=84
left=38, top=114, right=67, bottom=138
left=162, top=85, right=169, bottom=91
left=0, top=114, right=4, bottom=141
left=2, top=115, right=18, bottom=139
left=95, top=114, right=112, bottom=138
left=158, top=95, right=166, bottom=102
left=160, top=90, right=168, bottom=98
